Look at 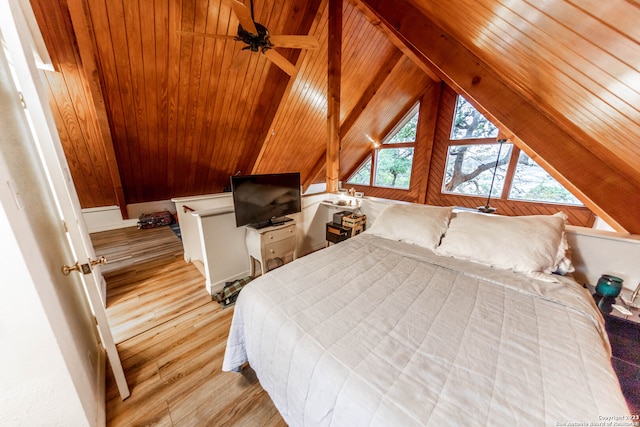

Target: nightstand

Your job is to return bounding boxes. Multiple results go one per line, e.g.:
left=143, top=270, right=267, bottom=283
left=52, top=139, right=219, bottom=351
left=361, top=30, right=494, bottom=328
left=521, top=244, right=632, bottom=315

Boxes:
left=586, top=285, right=640, bottom=414
left=325, top=214, right=366, bottom=246
left=245, top=222, right=296, bottom=277
left=326, top=222, right=350, bottom=245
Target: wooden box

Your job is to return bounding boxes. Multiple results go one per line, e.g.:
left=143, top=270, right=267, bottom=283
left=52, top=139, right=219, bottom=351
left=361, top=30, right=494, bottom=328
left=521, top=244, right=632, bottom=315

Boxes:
left=342, top=214, right=366, bottom=230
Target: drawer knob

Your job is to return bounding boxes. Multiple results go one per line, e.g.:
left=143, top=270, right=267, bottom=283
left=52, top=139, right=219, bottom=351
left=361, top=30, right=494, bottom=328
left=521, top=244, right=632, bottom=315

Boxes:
left=269, top=236, right=273, bottom=239
left=270, top=249, right=275, bottom=253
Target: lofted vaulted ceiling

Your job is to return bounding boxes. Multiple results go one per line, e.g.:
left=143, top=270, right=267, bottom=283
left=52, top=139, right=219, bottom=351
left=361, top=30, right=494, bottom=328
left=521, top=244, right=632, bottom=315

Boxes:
left=29, top=0, right=640, bottom=233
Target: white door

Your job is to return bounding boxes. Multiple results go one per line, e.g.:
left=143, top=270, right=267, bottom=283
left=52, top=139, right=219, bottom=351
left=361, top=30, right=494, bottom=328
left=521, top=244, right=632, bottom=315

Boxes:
left=0, top=0, right=129, bottom=404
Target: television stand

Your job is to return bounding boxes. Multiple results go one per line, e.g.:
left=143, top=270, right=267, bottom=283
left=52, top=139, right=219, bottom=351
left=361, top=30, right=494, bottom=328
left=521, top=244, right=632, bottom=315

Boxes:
left=245, top=221, right=296, bottom=276
left=249, top=216, right=294, bottom=229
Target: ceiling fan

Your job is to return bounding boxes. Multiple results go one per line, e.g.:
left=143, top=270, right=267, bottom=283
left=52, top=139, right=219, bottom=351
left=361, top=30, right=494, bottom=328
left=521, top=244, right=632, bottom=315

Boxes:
left=179, top=0, right=319, bottom=76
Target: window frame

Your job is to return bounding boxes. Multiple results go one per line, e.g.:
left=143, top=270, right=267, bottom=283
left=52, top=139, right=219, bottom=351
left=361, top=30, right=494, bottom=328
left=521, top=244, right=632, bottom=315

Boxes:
left=441, top=140, right=515, bottom=199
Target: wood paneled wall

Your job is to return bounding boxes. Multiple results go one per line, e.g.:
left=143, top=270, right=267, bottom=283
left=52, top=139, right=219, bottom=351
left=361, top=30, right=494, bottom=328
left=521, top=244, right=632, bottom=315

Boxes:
left=339, top=56, right=435, bottom=182
left=251, top=0, right=424, bottom=191
left=409, top=0, right=640, bottom=181
left=344, top=83, right=595, bottom=227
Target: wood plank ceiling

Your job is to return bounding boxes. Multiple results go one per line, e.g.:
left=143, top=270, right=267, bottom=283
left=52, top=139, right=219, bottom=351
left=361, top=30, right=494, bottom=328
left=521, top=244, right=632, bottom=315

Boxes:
left=29, top=0, right=640, bottom=233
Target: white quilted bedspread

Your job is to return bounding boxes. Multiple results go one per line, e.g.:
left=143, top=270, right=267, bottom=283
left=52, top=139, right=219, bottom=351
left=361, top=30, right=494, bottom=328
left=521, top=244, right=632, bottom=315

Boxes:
left=222, top=234, right=629, bottom=426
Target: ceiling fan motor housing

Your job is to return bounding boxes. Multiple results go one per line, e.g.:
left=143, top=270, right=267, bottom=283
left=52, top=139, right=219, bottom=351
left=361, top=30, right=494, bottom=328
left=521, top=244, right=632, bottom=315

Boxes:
left=236, top=23, right=273, bottom=53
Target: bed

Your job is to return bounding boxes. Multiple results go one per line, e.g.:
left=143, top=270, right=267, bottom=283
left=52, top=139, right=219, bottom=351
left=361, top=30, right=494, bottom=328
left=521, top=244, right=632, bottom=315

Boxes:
left=222, top=204, right=630, bottom=426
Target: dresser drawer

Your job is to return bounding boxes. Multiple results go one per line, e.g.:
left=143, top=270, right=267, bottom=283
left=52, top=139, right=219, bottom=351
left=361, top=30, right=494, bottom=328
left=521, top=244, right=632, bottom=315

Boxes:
left=263, top=224, right=296, bottom=244
left=264, top=236, right=295, bottom=260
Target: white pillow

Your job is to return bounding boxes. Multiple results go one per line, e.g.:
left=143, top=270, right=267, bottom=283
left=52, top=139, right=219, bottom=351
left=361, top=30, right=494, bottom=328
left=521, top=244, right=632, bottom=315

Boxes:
left=365, top=204, right=453, bottom=250
left=435, top=211, right=571, bottom=277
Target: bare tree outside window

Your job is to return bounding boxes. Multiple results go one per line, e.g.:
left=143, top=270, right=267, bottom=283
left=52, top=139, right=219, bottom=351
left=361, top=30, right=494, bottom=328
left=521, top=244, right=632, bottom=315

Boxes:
left=450, top=96, right=499, bottom=140
left=443, top=144, right=512, bottom=196
left=509, top=152, right=582, bottom=205
left=443, top=96, right=505, bottom=194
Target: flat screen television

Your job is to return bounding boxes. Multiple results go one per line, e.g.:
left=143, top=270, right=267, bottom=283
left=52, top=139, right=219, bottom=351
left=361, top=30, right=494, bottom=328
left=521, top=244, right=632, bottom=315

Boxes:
left=230, top=172, right=301, bottom=228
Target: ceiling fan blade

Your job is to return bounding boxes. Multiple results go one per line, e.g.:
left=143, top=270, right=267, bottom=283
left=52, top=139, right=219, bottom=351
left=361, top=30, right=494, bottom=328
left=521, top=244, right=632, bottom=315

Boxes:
left=229, top=50, right=251, bottom=71
left=231, top=0, right=258, bottom=35
left=270, top=35, right=320, bottom=50
left=178, top=30, right=236, bottom=40
left=264, top=49, right=297, bottom=76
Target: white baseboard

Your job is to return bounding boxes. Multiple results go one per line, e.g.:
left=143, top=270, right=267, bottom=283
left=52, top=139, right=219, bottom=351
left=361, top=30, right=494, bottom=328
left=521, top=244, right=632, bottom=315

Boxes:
left=127, top=200, right=176, bottom=218
left=83, top=204, right=170, bottom=233
left=82, top=206, right=129, bottom=233
left=208, top=269, right=251, bottom=295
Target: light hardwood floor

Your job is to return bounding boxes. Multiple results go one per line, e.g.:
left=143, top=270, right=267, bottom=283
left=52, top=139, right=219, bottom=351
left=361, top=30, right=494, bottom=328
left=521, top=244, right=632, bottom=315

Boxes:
left=92, top=226, right=286, bottom=426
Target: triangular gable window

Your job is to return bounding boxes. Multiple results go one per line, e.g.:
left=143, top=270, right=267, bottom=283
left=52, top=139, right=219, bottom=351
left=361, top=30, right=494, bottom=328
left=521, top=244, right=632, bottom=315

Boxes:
left=451, top=95, right=498, bottom=140
left=347, top=155, right=372, bottom=186
left=347, top=105, right=418, bottom=190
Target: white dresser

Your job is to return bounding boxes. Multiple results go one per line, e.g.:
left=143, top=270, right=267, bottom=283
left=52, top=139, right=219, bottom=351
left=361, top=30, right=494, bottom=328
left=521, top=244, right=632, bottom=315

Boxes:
left=245, top=221, right=296, bottom=276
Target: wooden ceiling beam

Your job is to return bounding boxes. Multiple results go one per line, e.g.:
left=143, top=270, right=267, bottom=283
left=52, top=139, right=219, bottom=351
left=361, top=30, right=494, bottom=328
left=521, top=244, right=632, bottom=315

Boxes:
left=305, top=47, right=404, bottom=189
left=415, top=82, right=441, bottom=204
left=66, top=0, right=127, bottom=219
left=360, top=0, right=640, bottom=234
left=326, top=0, right=342, bottom=193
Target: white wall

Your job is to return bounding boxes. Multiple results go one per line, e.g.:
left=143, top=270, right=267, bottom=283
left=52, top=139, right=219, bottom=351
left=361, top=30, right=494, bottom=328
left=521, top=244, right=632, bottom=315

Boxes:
left=172, top=193, right=235, bottom=263
left=195, top=207, right=249, bottom=294
left=83, top=201, right=179, bottom=234
left=0, top=205, right=88, bottom=426
left=566, top=226, right=640, bottom=292
left=126, top=200, right=176, bottom=219
left=288, top=193, right=329, bottom=255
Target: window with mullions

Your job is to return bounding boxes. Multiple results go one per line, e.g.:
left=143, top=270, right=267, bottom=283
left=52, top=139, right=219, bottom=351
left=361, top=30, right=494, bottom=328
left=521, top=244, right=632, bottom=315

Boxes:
left=386, top=112, right=418, bottom=144
left=347, top=106, right=418, bottom=190
left=443, top=95, right=583, bottom=206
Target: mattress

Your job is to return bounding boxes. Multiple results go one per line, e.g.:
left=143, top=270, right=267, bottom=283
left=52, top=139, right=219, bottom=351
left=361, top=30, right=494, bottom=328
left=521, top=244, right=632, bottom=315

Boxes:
left=223, top=233, right=629, bottom=426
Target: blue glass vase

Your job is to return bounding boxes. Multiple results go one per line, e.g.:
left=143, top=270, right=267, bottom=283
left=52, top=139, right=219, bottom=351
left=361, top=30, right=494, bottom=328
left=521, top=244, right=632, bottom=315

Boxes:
left=595, top=274, right=623, bottom=298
